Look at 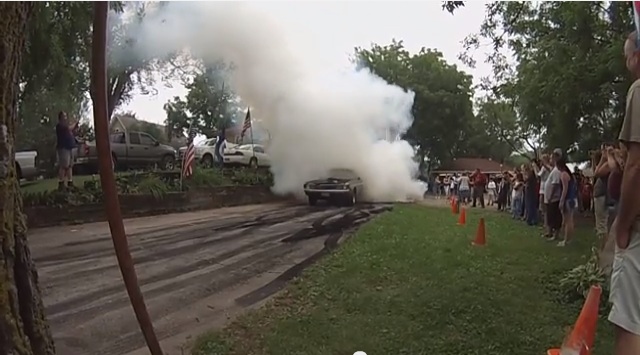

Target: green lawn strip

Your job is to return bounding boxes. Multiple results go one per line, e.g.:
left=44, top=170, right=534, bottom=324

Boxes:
left=20, top=175, right=100, bottom=193
left=193, top=205, right=614, bottom=355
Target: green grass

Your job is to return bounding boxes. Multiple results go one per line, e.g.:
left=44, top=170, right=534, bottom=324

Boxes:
left=192, top=205, right=614, bottom=355
left=20, top=175, right=101, bottom=193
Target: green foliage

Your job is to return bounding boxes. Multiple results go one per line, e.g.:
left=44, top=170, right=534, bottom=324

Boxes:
left=164, top=62, right=241, bottom=138
left=463, top=1, right=632, bottom=159
left=22, top=168, right=274, bottom=207
left=135, top=175, right=170, bottom=199
left=557, top=247, right=608, bottom=305
left=355, top=40, right=504, bottom=168
left=186, top=168, right=230, bottom=189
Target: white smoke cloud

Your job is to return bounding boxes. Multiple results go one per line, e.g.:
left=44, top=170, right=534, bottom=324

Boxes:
left=113, top=2, right=425, bottom=201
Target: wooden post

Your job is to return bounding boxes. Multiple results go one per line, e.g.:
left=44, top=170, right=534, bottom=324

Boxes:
left=90, top=3, right=163, bottom=355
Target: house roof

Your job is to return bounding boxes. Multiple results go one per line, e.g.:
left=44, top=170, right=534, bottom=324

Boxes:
left=433, top=158, right=513, bottom=173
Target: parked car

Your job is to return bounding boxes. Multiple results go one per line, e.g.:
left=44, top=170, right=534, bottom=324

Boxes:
left=15, top=150, right=39, bottom=181
left=178, top=138, right=238, bottom=168
left=303, top=168, right=364, bottom=206
left=224, top=144, right=270, bottom=168
left=75, top=131, right=178, bottom=173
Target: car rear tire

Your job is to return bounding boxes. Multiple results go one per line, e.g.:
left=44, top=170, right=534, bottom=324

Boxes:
left=345, top=189, right=357, bottom=207
left=201, top=154, right=214, bottom=169
left=161, top=154, right=175, bottom=171
left=308, top=196, right=318, bottom=206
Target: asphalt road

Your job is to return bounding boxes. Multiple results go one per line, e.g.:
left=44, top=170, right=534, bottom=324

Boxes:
left=30, top=202, right=391, bottom=355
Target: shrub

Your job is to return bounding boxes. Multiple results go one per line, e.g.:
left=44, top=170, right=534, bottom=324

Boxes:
left=185, top=168, right=230, bottom=190
left=135, top=175, right=170, bottom=199
left=557, top=247, right=609, bottom=308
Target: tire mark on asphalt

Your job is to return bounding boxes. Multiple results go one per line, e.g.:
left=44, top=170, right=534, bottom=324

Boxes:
left=236, top=204, right=393, bottom=306
left=45, top=229, right=293, bottom=317
left=49, top=241, right=297, bottom=328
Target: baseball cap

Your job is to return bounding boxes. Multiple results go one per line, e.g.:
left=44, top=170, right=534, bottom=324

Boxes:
left=553, top=148, right=563, bottom=157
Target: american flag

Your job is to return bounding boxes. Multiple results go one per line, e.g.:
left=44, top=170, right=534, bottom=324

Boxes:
left=181, top=127, right=197, bottom=178
left=240, top=108, right=252, bottom=140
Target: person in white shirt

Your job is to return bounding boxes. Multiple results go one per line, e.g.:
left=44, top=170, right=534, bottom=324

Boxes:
left=487, top=178, right=497, bottom=206
left=544, top=149, right=564, bottom=241
left=458, top=173, right=471, bottom=204
left=534, top=154, right=552, bottom=236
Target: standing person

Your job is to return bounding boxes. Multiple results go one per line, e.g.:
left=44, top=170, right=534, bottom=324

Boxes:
left=471, top=168, right=486, bottom=208
left=458, top=172, right=471, bottom=205
left=534, top=155, right=552, bottom=235
left=593, top=146, right=611, bottom=247
left=487, top=177, right=497, bottom=206
left=55, top=111, right=78, bottom=190
left=214, top=129, right=227, bottom=168
left=525, top=167, right=539, bottom=226
left=497, top=172, right=510, bottom=211
left=443, top=175, right=450, bottom=198
left=511, top=173, right=524, bottom=219
left=545, top=149, right=564, bottom=242
left=557, top=159, right=578, bottom=247
left=607, top=31, right=640, bottom=355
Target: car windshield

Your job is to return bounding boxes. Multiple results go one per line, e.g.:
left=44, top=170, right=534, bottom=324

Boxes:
left=327, top=169, right=357, bottom=179
left=203, top=138, right=217, bottom=146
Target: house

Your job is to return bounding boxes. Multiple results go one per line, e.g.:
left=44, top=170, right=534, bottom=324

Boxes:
left=432, top=158, right=513, bottom=176
left=110, top=114, right=188, bottom=149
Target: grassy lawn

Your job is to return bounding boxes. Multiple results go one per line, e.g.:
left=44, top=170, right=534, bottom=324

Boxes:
left=193, top=204, right=614, bottom=355
left=20, top=175, right=101, bottom=193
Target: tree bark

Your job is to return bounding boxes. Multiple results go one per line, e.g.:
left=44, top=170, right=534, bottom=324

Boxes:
left=0, top=3, right=56, bottom=355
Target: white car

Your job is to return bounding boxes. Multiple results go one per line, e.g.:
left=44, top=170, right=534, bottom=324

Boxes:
left=223, top=144, right=271, bottom=168
left=15, top=150, right=39, bottom=181
left=178, top=138, right=238, bottom=168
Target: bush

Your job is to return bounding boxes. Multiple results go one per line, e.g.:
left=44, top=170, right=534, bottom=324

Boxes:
left=135, top=175, right=170, bottom=199
left=556, top=247, right=609, bottom=308
left=185, top=168, right=230, bottom=190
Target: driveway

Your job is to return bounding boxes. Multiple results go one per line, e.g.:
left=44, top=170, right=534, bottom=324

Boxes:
left=30, top=202, right=391, bottom=355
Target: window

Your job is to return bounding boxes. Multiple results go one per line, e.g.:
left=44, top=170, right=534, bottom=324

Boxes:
left=253, top=146, right=264, bottom=153
left=139, top=133, right=156, bottom=146
left=110, top=132, right=125, bottom=144
left=128, top=132, right=141, bottom=145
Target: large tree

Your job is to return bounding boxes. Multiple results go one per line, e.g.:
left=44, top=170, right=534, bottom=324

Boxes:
left=463, top=1, right=632, bottom=160
left=355, top=40, right=499, bottom=169
left=164, top=62, right=240, bottom=138
left=0, top=3, right=56, bottom=354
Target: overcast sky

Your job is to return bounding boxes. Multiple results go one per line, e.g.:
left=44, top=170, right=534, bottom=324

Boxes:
left=122, top=1, right=491, bottom=124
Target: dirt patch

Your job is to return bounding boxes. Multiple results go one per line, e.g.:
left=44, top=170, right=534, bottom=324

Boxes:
left=25, top=185, right=293, bottom=228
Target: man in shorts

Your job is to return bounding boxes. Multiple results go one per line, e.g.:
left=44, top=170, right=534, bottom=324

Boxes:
left=608, top=31, right=640, bottom=355
left=55, top=111, right=77, bottom=190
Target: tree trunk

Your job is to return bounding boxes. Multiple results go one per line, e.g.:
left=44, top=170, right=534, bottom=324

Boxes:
left=0, top=3, right=56, bottom=355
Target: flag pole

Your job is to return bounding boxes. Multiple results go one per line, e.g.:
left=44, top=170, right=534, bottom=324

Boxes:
left=180, top=120, right=194, bottom=191
left=248, top=107, right=255, bottom=159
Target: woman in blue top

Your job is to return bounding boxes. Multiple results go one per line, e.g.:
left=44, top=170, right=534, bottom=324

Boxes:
left=558, top=158, right=578, bottom=247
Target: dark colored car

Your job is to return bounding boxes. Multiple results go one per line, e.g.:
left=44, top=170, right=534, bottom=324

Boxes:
left=303, top=168, right=364, bottom=206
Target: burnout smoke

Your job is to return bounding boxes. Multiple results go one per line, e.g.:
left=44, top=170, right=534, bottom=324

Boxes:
left=114, top=2, right=425, bottom=201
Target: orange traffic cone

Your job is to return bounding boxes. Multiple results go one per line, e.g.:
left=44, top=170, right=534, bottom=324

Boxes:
left=454, top=198, right=459, bottom=215
left=547, top=285, right=602, bottom=355
left=450, top=198, right=457, bottom=214
left=457, top=207, right=466, bottom=225
left=472, top=218, right=486, bottom=246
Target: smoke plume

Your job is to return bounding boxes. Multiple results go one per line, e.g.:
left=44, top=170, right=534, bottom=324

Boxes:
left=114, top=2, right=425, bottom=201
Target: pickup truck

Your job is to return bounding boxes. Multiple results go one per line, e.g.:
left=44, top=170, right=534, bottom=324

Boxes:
left=15, top=150, right=39, bottom=181
left=75, top=131, right=178, bottom=173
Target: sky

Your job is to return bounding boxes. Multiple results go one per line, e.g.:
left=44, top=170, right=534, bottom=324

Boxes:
left=121, top=1, right=492, bottom=125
